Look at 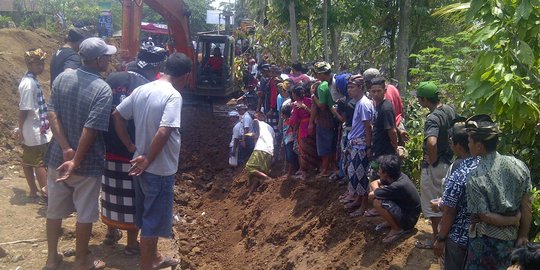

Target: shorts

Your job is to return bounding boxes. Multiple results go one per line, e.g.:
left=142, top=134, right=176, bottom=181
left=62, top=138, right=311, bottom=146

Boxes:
left=420, top=163, right=449, bottom=218
left=46, top=167, right=101, bottom=223
left=381, top=200, right=419, bottom=230
left=316, top=125, right=335, bottom=156
left=245, top=150, right=272, bottom=175
left=134, top=172, right=175, bottom=238
left=22, top=143, right=48, bottom=167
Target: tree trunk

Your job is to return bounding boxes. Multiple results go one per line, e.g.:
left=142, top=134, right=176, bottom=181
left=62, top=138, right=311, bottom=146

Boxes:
left=322, top=0, right=328, bottom=62
left=330, top=28, right=339, bottom=70
left=289, top=0, right=299, bottom=62
left=395, top=0, right=411, bottom=92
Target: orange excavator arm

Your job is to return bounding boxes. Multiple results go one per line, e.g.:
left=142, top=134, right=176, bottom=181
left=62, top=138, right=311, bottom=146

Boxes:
left=120, top=0, right=195, bottom=89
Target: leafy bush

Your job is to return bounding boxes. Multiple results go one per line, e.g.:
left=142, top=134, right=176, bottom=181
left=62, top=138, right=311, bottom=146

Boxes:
left=0, top=15, right=12, bottom=28
left=531, top=187, right=540, bottom=242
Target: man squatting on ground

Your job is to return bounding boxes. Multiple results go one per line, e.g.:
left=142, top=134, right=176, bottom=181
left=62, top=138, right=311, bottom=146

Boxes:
left=113, top=53, right=192, bottom=270
left=44, top=37, right=115, bottom=270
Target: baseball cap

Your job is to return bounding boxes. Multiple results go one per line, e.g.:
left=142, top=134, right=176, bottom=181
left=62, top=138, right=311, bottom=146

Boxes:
left=79, top=37, right=117, bottom=61
left=414, top=81, right=439, bottom=99
left=136, top=45, right=167, bottom=69
left=362, top=68, right=380, bottom=82
left=312, top=61, right=331, bottom=74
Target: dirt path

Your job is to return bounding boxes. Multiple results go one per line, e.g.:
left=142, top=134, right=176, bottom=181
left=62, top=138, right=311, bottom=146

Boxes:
left=0, top=170, right=175, bottom=270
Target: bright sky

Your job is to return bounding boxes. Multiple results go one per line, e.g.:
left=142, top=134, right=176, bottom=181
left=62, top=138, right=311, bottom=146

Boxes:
left=211, top=0, right=232, bottom=9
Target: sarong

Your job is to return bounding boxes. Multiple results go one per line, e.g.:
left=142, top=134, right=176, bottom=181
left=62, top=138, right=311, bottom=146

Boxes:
left=101, top=159, right=137, bottom=230
left=344, top=144, right=369, bottom=195
left=298, top=133, right=319, bottom=172
left=465, top=236, right=513, bottom=270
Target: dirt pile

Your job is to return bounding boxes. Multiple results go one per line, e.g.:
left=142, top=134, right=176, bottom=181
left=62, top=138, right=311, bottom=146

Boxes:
left=174, top=106, right=440, bottom=270
left=0, top=29, right=63, bottom=176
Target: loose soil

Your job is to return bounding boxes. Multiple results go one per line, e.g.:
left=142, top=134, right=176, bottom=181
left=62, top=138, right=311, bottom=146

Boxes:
left=0, top=28, right=441, bottom=270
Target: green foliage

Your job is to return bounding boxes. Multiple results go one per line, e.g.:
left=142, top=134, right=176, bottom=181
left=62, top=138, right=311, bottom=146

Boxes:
left=464, top=0, right=540, bottom=182
left=531, top=187, right=540, bottom=241
left=0, top=15, right=13, bottom=28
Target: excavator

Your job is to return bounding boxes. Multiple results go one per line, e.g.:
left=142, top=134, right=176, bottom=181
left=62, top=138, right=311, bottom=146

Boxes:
left=120, top=0, right=236, bottom=96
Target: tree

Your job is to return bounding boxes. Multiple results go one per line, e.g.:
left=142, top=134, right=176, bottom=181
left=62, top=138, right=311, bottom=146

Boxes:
left=288, top=0, right=299, bottom=62
left=395, top=0, right=411, bottom=91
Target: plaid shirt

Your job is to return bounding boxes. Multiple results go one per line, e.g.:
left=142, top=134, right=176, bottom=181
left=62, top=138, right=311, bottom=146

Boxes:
left=45, top=66, right=112, bottom=176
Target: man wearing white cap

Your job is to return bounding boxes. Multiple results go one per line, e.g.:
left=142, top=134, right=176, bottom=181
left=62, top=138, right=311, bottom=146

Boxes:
left=44, top=37, right=116, bottom=270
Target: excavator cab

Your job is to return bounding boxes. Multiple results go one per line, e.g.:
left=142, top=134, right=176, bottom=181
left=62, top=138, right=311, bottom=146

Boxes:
left=195, top=34, right=235, bottom=96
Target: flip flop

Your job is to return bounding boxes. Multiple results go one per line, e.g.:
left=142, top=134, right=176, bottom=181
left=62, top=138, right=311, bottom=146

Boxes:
left=152, top=256, right=180, bottom=270
left=415, top=239, right=434, bottom=249
left=382, top=230, right=407, bottom=244
left=124, top=244, right=140, bottom=256
left=375, top=222, right=390, bottom=232
left=349, top=209, right=365, bottom=217
left=363, top=208, right=380, bottom=217
left=90, top=259, right=106, bottom=270
left=42, top=254, right=63, bottom=270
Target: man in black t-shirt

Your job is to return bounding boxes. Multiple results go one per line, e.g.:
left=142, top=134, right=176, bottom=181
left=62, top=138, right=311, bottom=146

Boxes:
left=369, top=155, right=421, bottom=243
left=369, top=77, right=398, bottom=159
left=50, top=28, right=87, bottom=86
left=415, top=81, right=457, bottom=249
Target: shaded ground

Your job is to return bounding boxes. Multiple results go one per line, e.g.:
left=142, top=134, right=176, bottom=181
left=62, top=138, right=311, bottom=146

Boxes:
left=0, top=28, right=441, bottom=270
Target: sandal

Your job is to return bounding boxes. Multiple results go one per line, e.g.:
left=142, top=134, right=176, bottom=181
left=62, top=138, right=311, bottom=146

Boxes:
left=103, top=229, right=123, bottom=245
left=415, top=239, right=434, bottom=249
left=375, top=222, right=390, bottom=232
left=363, top=208, right=380, bottom=217
left=124, top=242, right=140, bottom=256
left=90, top=259, right=106, bottom=270
left=382, top=230, right=407, bottom=244
left=42, top=254, right=63, bottom=270
left=349, top=208, right=365, bottom=217
left=152, top=256, right=180, bottom=270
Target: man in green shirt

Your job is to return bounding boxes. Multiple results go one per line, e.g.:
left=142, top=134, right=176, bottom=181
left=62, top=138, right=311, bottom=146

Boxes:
left=464, top=114, right=532, bottom=270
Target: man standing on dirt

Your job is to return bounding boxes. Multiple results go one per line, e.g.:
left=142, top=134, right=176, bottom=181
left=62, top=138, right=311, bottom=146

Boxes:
left=113, top=53, right=192, bottom=270
left=45, top=37, right=115, bottom=270
left=49, top=28, right=87, bottom=86
left=414, top=81, right=457, bottom=250
left=101, top=45, right=167, bottom=255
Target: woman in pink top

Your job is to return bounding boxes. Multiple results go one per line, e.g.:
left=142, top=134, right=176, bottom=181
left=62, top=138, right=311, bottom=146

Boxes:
left=290, top=84, right=319, bottom=180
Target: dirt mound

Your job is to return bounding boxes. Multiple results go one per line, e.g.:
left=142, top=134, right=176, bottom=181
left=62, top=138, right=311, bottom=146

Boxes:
left=0, top=28, right=62, bottom=175
left=175, top=106, right=440, bottom=270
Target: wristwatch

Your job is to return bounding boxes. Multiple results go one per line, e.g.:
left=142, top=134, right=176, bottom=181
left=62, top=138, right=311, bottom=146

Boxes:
left=436, top=235, right=447, bottom=241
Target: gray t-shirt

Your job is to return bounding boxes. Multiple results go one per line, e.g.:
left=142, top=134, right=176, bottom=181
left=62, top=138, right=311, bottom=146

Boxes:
left=116, top=80, right=182, bottom=176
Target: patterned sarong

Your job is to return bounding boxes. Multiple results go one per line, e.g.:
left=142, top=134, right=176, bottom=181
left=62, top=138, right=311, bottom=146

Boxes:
left=344, top=144, right=369, bottom=195
left=101, top=160, right=137, bottom=230
left=465, top=236, right=513, bottom=270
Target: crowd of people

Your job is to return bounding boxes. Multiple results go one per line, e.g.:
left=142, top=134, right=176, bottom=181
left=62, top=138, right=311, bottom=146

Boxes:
left=228, top=57, right=537, bottom=269
left=13, top=26, right=538, bottom=270
left=17, top=28, right=188, bottom=270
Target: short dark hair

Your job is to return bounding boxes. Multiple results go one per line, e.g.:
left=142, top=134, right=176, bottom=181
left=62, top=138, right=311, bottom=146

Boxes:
left=292, top=84, right=305, bottom=99
left=377, top=155, right=401, bottom=180
left=291, top=62, right=303, bottom=71
left=369, top=77, right=386, bottom=88
left=510, top=243, right=540, bottom=270
left=450, top=120, right=469, bottom=153
left=164, top=53, right=192, bottom=77
left=470, top=135, right=498, bottom=152
left=281, top=104, right=292, bottom=117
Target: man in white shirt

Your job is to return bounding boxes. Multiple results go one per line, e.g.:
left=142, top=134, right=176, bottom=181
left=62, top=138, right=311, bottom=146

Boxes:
left=228, top=110, right=244, bottom=166
left=244, top=112, right=275, bottom=197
